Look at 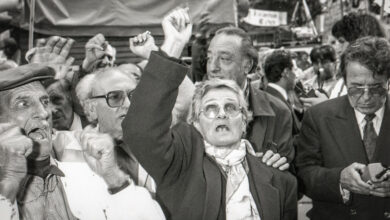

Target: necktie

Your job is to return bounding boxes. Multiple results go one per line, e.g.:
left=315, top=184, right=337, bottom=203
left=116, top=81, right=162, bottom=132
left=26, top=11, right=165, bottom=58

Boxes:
left=363, top=114, right=377, bottom=162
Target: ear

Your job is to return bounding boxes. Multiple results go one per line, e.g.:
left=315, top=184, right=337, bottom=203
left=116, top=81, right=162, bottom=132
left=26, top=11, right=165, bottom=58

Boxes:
left=193, top=121, right=201, bottom=132
left=83, top=99, right=98, bottom=122
left=281, top=68, right=290, bottom=79
left=241, top=116, right=247, bottom=131
left=243, top=57, right=253, bottom=75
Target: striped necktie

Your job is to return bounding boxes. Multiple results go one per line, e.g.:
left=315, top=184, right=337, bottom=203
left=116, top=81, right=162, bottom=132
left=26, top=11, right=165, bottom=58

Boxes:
left=363, top=114, right=377, bottom=162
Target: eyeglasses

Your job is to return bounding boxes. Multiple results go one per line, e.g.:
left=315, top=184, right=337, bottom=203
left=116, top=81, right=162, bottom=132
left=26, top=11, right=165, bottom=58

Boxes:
left=347, top=85, right=388, bottom=99
left=91, top=90, right=133, bottom=108
left=200, top=103, right=242, bottom=119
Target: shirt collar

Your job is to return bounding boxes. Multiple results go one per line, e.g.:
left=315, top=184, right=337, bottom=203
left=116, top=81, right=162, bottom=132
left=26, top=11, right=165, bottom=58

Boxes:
left=354, top=105, right=385, bottom=125
left=69, top=113, right=83, bottom=131
left=267, top=83, right=288, bottom=101
left=27, top=156, right=65, bottom=178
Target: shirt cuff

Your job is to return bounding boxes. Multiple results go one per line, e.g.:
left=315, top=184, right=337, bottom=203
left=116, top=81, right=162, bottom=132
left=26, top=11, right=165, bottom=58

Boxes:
left=108, top=179, right=131, bottom=195
left=340, top=184, right=351, bottom=204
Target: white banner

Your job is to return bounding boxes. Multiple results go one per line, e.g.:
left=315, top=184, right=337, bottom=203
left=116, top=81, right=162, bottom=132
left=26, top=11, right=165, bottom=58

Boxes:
left=243, top=8, right=287, bottom=27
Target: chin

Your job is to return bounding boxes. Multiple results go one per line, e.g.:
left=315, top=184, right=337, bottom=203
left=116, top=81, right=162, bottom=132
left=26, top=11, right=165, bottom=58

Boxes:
left=356, top=105, right=381, bottom=115
left=209, top=138, right=240, bottom=148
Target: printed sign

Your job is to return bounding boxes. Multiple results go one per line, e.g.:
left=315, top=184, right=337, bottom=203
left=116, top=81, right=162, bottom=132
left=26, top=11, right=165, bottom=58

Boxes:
left=243, top=8, right=287, bottom=27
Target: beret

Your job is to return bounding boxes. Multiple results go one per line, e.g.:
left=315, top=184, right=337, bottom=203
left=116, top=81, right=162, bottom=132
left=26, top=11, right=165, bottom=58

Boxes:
left=0, top=63, right=55, bottom=91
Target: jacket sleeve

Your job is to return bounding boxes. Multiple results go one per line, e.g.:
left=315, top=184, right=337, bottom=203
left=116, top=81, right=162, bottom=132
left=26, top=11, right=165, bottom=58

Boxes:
left=273, top=104, right=294, bottom=163
left=282, top=173, right=298, bottom=220
left=294, top=109, right=344, bottom=203
left=121, top=51, right=190, bottom=186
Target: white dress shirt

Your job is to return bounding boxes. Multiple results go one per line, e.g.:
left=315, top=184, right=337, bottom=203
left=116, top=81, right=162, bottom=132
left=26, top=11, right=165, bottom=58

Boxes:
left=57, top=162, right=165, bottom=220
left=354, top=106, right=385, bottom=139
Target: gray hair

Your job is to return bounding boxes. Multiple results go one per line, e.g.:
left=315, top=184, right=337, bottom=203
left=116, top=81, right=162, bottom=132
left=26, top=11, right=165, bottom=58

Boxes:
left=188, top=78, right=252, bottom=125
left=75, top=67, right=134, bottom=122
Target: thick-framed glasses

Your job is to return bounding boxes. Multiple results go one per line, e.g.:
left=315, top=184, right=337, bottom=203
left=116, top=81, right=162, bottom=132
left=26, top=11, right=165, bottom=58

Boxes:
left=199, top=103, right=243, bottom=119
left=91, top=90, right=133, bottom=108
left=347, top=85, right=388, bottom=99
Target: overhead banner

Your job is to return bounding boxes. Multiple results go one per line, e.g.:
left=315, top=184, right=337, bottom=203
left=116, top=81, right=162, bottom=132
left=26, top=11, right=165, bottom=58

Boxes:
left=243, top=8, right=287, bottom=27
left=11, top=0, right=235, bottom=36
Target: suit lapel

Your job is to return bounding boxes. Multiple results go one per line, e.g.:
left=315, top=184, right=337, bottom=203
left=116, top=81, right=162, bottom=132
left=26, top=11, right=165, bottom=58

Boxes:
left=266, top=86, right=288, bottom=106
left=374, top=96, right=390, bottom=165
left=202, top=155, right=223, bottom=220
left=326, top=96, right=368, bottom=164
left=246, top=155, right=280, bottom=220
left=266, top=86, right=301, bottom=134
left=249, top=84, right=275, bottom=117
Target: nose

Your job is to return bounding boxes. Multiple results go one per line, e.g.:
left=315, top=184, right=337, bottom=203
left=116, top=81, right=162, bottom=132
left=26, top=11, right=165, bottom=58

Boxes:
left=360, top=88, right=372, bottom=101
left=34, top=102, right=50, bottom=120
left=122, top=95, right=131, bottom=109
left=208, top=57, right=220, bottom=73
left=216, top=107, right=227, bottom=119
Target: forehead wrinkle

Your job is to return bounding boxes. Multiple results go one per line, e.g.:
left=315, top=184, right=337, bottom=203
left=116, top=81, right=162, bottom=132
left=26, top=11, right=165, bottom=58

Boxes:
left=8, top=82, right=48, bottom=102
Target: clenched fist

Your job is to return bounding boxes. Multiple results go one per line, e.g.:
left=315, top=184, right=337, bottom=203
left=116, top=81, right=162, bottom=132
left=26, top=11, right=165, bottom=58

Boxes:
left=129, top=31, right=158, bottom=59
left=75, top=125, right=129, bottom=189
left=0, top=123, right=34, bottom=202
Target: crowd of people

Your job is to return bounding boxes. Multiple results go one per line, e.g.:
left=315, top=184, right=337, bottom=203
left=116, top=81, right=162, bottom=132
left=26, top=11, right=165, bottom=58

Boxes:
left=0, top=6, right=390, bottom=220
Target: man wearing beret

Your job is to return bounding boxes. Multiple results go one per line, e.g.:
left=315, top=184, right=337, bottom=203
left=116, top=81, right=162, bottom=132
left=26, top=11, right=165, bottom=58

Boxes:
left=0, top=64, right=164, bottom=220
left=0, top=64, right=76, bottom=219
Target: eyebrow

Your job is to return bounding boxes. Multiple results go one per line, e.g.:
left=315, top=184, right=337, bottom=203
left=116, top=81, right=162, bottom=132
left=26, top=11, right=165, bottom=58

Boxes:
left=207, top=50, right=233, bottom=56
left=13, top=94, right=49, bottom=101
left=203, top=97, right=238, bottom=104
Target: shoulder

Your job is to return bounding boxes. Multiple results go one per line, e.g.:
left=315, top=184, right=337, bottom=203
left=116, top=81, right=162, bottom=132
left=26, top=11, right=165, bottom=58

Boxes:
left=306, top=95, right=349, bottom=117
left=249, top=85, right=290, bottom=116
left=247, top=154, right=296, bottom=187
left=267, top=92, right=290, bottom=114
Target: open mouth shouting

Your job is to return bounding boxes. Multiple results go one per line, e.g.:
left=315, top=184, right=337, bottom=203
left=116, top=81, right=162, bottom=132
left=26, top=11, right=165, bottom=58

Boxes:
left=25, top=122, right=50, bottom=142
left=216, top=124, right=230, bottom=132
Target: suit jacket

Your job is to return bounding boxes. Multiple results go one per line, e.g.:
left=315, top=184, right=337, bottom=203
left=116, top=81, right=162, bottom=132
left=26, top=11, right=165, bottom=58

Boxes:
left=295, top=95, right=390, bottom=220
left=247, top=82, right=295, bottom=162
left=122, top=51, right=297, bottom=220
left=265, top=86, right=301, bottom=135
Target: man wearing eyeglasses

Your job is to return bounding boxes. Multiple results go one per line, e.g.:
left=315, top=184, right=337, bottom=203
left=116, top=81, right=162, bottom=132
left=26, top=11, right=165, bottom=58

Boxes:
left=50, top=67, right=166, bottom=220
left=295, top=36, right=390, bottom=220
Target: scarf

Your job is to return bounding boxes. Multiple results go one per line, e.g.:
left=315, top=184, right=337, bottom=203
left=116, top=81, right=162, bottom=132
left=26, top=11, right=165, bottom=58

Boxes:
left=205, top=139, right=261, bottom=220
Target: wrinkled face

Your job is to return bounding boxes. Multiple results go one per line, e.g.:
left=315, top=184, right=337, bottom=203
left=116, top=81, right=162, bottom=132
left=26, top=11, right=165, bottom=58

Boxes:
left=345, top=62, right=388, bottom=114
left=92, top=70, right=136, bottom=140
left=207, top=34, right=250, bottom=88
left=0, top=82, right=52, bottom=161
left=195, top=88, right=245, bottom=148
left=46, top=81, right=74, bottom=130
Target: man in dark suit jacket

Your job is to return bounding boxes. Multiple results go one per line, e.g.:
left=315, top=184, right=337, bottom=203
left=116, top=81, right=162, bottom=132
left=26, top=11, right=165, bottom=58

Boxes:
left=295, top=36, right=390, bottom=220
left=263, top=49, right=301, bottom=135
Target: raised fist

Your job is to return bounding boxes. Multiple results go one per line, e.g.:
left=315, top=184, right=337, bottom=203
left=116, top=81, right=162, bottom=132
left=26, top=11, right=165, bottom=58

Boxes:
left=161, top=7, right=193, bottom=58
left=82, top=33, right=116, bottom=72
left=75, top=125, right=128, bottom=188
left=129, top=31, right=158, bottom=59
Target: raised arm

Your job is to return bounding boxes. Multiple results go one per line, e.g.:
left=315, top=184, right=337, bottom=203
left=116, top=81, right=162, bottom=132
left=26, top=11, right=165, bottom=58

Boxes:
left=122, top=8, right=193, bottom=185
